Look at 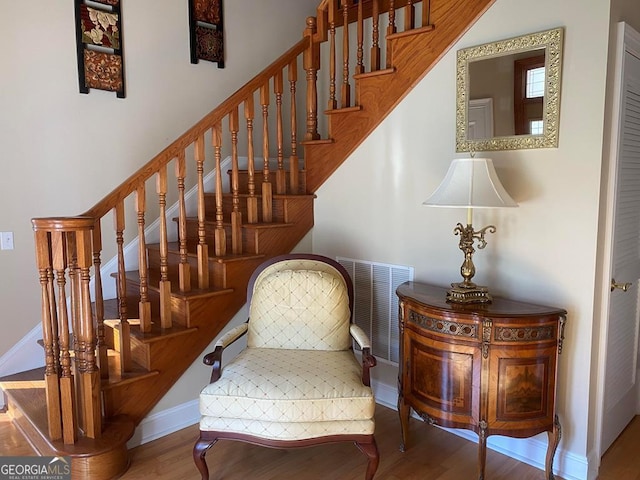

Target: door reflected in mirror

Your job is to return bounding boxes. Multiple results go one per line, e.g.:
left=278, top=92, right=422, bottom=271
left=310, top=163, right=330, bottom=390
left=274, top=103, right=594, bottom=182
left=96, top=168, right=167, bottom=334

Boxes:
left=456, top=28, right=564, bottom=152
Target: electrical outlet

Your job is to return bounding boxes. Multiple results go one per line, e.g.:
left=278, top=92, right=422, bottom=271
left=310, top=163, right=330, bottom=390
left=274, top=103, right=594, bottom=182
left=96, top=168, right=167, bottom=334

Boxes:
left=0, top=232, right=14, bottom=250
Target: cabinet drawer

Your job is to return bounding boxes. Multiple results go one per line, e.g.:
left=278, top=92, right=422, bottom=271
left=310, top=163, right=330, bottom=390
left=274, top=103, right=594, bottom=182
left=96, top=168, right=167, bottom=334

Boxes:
left=406, top=307, right=480, bottom=343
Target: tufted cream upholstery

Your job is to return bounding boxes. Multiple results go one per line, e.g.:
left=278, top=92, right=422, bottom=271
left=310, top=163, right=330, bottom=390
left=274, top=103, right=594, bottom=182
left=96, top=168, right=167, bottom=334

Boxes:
left=247, top=269, right=351, bottom=350
left=194, top=254, right=379, bottom=480
left=200, top=349, right=375, bottom=434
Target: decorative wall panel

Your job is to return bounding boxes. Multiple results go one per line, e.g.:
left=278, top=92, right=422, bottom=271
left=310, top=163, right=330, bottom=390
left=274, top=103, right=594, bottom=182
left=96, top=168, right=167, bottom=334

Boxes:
left=75, top=0, right=125, bottom=97
left=189, top=0, right=225, bottom=67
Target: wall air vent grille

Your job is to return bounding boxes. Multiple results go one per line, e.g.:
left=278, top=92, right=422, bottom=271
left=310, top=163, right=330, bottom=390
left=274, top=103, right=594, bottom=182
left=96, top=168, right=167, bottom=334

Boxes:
left=337, top=257, right=414, bottom=365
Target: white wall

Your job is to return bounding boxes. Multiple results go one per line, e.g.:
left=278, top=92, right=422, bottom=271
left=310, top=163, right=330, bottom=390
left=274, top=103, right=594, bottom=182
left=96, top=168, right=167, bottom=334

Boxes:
left=312, top=0, right=610, bottom=477
left=0, top=0, right=318, bottom=360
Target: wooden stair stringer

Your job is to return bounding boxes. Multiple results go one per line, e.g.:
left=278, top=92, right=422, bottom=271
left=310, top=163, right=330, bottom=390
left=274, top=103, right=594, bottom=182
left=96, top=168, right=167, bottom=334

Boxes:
left=304, top=0, right=496, bottom=193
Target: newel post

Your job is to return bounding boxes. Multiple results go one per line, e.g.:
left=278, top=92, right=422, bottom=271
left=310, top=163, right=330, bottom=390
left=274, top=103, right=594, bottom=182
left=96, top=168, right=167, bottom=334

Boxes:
left=304, top=16, right=320, bottom=141
left=32, top=217, right=103, bottom=443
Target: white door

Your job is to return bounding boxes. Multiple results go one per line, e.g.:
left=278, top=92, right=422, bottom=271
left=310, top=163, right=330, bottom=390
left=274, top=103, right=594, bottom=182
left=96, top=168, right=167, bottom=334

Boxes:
left=467, top=98, right=494, bottom=140
left=601, top=35, right=640, bottom=455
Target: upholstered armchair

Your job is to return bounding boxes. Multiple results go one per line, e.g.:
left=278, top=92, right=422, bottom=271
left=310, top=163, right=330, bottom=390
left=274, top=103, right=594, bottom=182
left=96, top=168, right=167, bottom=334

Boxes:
left=193, top=254, right=379, bottom=479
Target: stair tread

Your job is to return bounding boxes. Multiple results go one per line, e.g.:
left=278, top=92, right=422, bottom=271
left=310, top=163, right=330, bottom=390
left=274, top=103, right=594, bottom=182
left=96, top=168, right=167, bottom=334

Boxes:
left=3, top=343, right=157, bottom=391
left=3, top=381, right=134, bottom=456
left=0, top=366, right=45, bottom=384
left=101, top=351, right=160, bottom=390
left=174, top=219, right=297, bottom=230
left=110, top=268, right=235, bottom=299
left=103, top=316, right=199, bottom=345
left=220, top=192, right=315, bottom=198
left=146, top=243, right=268, bottom=264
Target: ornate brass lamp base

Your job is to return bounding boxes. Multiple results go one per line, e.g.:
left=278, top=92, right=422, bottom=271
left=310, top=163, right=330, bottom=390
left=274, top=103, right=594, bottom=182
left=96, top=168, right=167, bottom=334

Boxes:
left=447, top=282, right=492, bottom=304
left=446, top=222, right=496, bottom=305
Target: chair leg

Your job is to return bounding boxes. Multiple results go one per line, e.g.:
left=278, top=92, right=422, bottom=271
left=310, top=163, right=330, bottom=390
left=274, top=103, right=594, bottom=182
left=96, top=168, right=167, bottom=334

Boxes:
left=193, top=435, right=217, bottom=480
left=356, top=437, right=380, bottom=480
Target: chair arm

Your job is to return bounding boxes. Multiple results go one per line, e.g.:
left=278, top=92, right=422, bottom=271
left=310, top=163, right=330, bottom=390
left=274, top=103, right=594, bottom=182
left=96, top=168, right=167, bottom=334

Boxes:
left=350, top=324, right=371, bottom=350
left=350, top=324, right=377, bottom=387
left=203, top=323, right=248, bottom=383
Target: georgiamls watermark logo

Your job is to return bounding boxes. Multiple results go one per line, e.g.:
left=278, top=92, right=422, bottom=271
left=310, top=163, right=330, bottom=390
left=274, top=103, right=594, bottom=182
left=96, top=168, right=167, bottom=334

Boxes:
left=0, top=456, right=71, bottom=480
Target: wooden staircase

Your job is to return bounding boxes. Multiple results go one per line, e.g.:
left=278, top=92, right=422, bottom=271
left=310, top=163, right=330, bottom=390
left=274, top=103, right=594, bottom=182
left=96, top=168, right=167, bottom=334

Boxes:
left=0, top=0, right=494, bottom=478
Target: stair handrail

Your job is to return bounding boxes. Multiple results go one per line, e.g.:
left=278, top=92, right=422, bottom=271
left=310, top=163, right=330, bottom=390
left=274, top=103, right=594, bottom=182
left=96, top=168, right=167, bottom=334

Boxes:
left=83, top=39, right=310, bottom=221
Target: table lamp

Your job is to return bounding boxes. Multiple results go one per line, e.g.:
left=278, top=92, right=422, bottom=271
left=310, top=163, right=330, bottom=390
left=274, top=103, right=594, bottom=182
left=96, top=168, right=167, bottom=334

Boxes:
left=423, top=157, right=518, bottom=304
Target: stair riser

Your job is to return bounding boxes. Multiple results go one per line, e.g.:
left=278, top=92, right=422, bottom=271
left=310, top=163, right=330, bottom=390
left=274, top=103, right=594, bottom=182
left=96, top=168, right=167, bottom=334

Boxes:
left=205, top=194, right=312, bottom=223
left=167, top=196, right=313, bottom=260
left=108, top=321, right=152, bottom=369
left=179, top=220, right=308, bottom=257
left=228, top=168, right=306, bottom=195
left=145, top=249, right=230, bottom=290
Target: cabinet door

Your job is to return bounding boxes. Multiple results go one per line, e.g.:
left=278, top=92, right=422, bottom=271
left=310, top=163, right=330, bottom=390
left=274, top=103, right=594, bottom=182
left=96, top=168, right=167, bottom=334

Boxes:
left=486, top=343, right=558, bottom=437
left=403, top=328, right=481, bottom=429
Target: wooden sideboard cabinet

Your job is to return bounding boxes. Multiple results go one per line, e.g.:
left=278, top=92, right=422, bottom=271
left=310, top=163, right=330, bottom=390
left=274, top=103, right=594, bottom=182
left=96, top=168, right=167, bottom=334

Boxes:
left=397, top=282, right=567, bottom=480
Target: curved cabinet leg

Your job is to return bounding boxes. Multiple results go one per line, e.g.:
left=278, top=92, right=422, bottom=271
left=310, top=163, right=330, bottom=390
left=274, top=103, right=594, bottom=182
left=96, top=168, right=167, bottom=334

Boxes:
left=193, top=436, right=217, bottom=480
left=545, top=415, right=562, bottom=480
left=477, top=421, right=487, bottom=480
left=356, top=437, right=380, bottom=480
left=398, top=395, right=411, bottom=452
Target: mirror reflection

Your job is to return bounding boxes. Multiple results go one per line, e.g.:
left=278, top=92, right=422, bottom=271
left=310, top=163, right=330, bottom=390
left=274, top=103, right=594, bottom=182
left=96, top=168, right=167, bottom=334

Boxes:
left=456, top=28, right=564, bottom=152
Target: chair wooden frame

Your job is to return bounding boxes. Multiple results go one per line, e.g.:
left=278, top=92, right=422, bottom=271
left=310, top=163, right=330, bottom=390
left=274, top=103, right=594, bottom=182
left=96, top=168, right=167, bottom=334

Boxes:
left=193, top=253, right=379, bottom=479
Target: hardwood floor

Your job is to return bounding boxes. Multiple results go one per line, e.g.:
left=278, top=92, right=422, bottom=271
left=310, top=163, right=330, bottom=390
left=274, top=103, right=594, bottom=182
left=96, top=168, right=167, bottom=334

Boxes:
left=598, top=415, right=640, bottom=480
left=2, top=405, right=638, bottom=479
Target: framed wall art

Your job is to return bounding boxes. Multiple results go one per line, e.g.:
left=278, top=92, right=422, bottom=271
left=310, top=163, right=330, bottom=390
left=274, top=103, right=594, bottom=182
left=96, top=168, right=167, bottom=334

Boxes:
left=188, top=0, right=225, bottom=67
left=74, top=0, right=126, bottom=98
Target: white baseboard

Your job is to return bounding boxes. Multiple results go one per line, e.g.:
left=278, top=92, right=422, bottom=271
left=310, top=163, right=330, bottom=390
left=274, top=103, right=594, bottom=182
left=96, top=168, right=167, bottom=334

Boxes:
left=0, top=323, right=45, bottom=378
left=127, top=399, right=200, bottom=449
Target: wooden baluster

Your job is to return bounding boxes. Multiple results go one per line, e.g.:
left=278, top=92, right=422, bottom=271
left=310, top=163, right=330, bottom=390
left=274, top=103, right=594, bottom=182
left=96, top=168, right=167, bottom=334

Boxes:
left=405, top=0, right=415, bottom=31
left=157, top=166, right=172, bottom=329
left=47, top=261, right=60, bottom=376
left=51, top=231, right=78, bottom=444
left=229, top=107, right=243, bottom=254
left=76, top=228, right=101, bottom=439
left=304, top=16, right=320, bottom=140
left=260, top=84, right=273, bottom=223
left=65, top=234, right=84, bottom=433
left=245, top=95, right=258, bottom=224
left=212, top=122, right=227, bottom=256
left=35, top=230, right=62, bottom=440
left=195, top=135, right=210, bottom=288
left=66, top=236, right=80, bottom=365
left=91, top=224, right=109, bottom=380
left=274, top=71, right=286, bottom=194
left=114, top=203, right=131, bottom=373
left=135, top=185, right=152, bottom=333
left=328, top=0, right=337, bottom=111
left=341, top=0, right=351, bottom=108
left=371, top=0, right=381, bottom=71
left=176, top=151, right=191, bottom=292
left=386, top=0, right=397, bottom=68
left=356, top=0, right=364, bottom=76
left=288, top=58, right=300, bottom=194
left=422, top=0, right=431, bottom=27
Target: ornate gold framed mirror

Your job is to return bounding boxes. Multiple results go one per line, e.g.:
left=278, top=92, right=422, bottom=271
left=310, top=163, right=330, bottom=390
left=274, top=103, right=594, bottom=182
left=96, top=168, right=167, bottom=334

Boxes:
left=456, top=27, right=564, bottom=152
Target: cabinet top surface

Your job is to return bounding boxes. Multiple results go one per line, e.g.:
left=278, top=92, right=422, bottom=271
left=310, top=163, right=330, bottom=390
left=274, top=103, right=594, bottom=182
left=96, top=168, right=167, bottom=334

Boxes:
left=397, top=281, right=567, bottom=317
